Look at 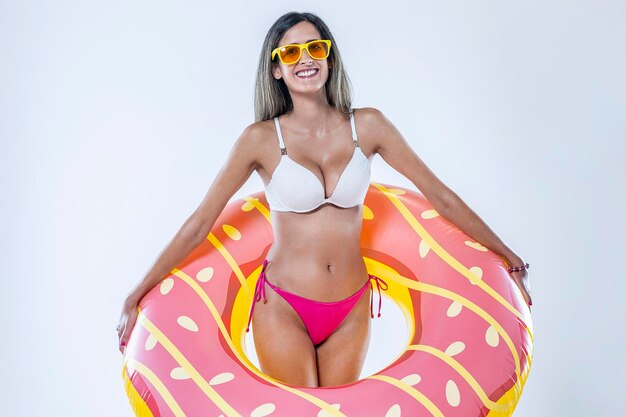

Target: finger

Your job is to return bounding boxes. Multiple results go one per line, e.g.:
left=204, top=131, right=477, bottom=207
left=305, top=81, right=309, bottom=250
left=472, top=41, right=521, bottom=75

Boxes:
left=117, top=321, right=128, bottom=354
left=119, top=335, right=127, bottom=354
left=522, top=290, right=532, bottom=307
left=117, top=321, right=127, bottom=337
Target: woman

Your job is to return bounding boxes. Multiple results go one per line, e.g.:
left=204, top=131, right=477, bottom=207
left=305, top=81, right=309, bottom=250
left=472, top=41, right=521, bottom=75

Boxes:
left=117, top=11, right=532, bottom=388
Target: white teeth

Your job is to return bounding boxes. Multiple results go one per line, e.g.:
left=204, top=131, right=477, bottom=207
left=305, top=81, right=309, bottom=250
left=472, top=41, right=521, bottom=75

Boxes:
left=296, top=69, right=318, bottom=77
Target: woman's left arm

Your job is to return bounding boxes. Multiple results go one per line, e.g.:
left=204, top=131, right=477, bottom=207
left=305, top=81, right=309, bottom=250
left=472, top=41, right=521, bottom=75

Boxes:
left=361, top=107, right=532, bottom=307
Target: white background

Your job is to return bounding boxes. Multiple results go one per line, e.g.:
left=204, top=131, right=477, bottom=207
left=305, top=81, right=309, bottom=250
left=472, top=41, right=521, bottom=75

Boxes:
left=2, top=1, right=625, bottom=416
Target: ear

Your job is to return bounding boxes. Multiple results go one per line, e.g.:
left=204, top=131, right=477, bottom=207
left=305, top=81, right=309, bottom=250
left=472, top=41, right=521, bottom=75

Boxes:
left=272, top=63, right=282, bottom=80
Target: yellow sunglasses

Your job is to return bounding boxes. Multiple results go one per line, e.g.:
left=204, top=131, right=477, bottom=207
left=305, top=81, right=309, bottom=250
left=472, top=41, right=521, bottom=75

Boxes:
left=271, top=39, right=332, bottom=65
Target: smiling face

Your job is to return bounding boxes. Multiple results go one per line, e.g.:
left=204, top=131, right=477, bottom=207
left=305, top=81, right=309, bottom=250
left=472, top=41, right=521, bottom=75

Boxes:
left=271, top=21, right=331, bottom=97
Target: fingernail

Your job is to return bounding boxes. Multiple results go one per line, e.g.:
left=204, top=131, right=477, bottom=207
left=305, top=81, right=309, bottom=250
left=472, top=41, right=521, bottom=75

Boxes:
left=529, top=301, right=532, bottom=306
left=121, top=341, right=126, bottom=346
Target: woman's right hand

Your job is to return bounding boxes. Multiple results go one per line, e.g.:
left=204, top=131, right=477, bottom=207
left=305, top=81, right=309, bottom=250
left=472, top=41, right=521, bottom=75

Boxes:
left=117, top=298, right=139, bottom=355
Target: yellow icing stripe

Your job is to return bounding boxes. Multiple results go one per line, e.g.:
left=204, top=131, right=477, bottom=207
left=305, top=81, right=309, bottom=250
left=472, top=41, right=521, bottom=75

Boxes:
left=367, top=374, right=444, bottom=417
left=124, top=358, right=187, bottom=417
left=121, top=362, right=155, bottom=417
left=204, top=232, right=251, bottom=296
left=242, top=196, right=272, bottom=224
left=137, top=311, right=242, bottom=417
left=371, top=182, right=533, bottom=342
left=170, top=268, right=348, bottom=417
left=409, top=344, right=516, bottom=412
left=365, top=260, right=522, bottom=392
left=486, top=350, right=533, bottom=417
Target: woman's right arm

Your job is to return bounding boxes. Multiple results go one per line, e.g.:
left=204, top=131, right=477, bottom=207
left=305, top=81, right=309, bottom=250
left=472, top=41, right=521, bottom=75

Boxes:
left=117, top=124, right=263, bottom=353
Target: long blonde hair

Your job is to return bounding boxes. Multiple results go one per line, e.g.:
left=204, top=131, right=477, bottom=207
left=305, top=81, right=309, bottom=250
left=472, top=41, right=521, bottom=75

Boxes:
left=254, top=12, right=353, bottom=122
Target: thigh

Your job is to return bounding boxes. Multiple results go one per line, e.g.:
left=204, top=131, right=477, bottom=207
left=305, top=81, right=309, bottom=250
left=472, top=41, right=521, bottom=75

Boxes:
left=249, top=282, right=319, bottom=387
left=315, top=285, right=372, bottom=387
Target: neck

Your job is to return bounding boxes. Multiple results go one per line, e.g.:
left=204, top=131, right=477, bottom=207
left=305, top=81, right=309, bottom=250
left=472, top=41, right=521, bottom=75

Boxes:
left=286, top=90, right=336, bottom=134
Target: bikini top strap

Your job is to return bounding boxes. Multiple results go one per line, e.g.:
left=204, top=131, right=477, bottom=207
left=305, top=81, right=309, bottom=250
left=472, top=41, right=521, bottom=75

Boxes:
left=349, top=109, right=360, bottom=148
left=273, top=117, right=288, bottom=155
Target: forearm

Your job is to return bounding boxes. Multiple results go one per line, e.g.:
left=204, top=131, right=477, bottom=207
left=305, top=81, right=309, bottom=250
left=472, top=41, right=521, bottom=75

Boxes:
left=440, top=192, right=523, bottom=267
left=125, top=217, right=207, bottom=305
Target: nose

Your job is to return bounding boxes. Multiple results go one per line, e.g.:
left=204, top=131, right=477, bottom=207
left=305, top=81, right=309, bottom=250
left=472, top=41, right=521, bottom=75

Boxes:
left=299, top=47, right=313, bottom=63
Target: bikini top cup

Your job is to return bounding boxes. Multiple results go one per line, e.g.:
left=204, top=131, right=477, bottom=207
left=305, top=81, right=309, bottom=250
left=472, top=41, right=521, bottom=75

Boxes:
left=265, top=109, right=371, bottom=213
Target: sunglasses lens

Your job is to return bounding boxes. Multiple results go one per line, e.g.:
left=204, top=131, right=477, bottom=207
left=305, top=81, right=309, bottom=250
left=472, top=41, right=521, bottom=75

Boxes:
left=308, top=41, right=329, bottom=59
left=279, top=45, right=302, bottom=64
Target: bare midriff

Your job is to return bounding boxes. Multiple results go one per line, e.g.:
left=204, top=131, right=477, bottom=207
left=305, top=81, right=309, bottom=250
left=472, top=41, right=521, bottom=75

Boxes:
left=265, top=203, right=369, bottom=302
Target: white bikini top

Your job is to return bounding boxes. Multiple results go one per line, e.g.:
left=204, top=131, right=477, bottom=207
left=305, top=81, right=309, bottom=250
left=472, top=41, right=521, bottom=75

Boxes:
left=265, top=109, right=371, bottom=213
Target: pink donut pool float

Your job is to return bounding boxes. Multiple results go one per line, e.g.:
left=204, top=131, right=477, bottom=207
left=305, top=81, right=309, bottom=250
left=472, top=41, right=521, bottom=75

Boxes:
left=120, top=182, right=534, bottom=416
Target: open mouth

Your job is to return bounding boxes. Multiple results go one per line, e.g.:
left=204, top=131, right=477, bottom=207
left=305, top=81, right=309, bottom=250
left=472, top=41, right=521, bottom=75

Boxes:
left=295, top=68, right=319, bottom=79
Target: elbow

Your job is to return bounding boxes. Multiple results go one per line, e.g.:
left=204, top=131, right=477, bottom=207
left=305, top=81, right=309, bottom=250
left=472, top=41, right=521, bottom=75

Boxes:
left=186, top=195, right=228, bottom=243
left=184, top=214, right=210, bottom=244
left=191, top=223, right=210, bottom=244
left=438, top=188, right=458, bottom=215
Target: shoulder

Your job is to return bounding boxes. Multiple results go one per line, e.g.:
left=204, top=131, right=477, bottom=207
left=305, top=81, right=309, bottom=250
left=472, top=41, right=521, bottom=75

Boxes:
left=235, top=118, right=279, bottom=150
left=352, top=106, right=384, bottom=124
left=232, top=119, right=278, bottom=169
left=239, top=119, right=270, bottom=143
left=352, top=106, right=392, bottom=154
left=352, top=106, right=392, bottom=136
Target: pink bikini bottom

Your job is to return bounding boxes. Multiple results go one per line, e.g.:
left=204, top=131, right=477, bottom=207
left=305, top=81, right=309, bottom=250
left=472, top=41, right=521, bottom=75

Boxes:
left=246, top=259, right=388, bottom=346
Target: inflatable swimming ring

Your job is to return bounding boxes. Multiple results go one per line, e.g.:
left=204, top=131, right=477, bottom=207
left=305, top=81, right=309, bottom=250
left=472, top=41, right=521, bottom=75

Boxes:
left=120, top=182, right=534, bottom=417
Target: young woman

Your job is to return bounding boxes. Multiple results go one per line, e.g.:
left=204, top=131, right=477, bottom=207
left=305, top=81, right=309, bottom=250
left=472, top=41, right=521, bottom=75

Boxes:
left=117, top=11, right=532, bottom=388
